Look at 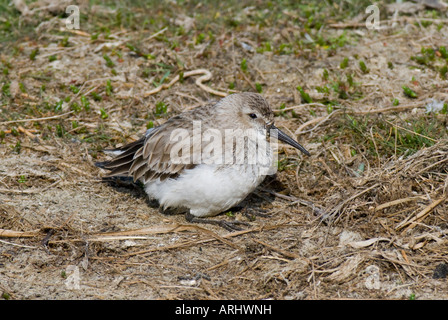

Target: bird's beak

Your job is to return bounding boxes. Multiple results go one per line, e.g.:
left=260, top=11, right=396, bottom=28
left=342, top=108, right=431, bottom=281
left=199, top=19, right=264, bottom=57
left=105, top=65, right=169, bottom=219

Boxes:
left=269, top=124, right=310, bottom=156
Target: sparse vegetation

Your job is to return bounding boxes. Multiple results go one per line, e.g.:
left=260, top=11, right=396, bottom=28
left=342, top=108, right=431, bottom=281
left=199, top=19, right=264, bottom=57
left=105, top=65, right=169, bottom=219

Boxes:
left=0, top=0, right=447, bottom=301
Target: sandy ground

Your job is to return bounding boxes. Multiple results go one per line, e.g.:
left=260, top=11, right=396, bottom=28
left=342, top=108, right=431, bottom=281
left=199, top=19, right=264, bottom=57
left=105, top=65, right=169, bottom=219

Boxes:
left=1, top=1, right=448, bottom=300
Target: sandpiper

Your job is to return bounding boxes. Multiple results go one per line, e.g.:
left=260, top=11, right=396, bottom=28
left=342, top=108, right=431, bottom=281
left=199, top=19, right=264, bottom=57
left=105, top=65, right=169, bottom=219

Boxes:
left=96, top=93, right=310, bottom=230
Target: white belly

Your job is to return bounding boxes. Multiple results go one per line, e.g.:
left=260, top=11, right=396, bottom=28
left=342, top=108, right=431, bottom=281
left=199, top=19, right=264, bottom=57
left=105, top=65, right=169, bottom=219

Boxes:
left=144, top=164, right=268, bottom=217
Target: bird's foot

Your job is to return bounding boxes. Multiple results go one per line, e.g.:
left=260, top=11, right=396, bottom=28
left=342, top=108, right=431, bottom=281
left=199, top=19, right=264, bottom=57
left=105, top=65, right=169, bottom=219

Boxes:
left=185, top=212, right=250, bottom=232
left=242, top=207, right=271, bottom=221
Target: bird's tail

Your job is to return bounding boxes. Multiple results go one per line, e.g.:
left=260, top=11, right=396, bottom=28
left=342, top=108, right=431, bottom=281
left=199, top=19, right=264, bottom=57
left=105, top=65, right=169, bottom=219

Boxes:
left=95, top=136, right=146, bottom=177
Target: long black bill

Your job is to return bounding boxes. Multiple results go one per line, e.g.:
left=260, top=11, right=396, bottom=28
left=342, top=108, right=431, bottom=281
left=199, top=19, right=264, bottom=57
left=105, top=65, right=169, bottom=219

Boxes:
left=270, top=124, right=310, bottom=156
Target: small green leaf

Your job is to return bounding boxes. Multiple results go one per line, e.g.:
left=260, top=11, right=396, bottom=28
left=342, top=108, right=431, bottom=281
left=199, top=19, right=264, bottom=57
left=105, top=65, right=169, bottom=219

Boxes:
left=2, top=82, right=11, bottom=97
left=13, top=140, right=21, bottom=153
left=81, top=95, right=90, bottom=111
left=54, top=100, right=63, bottom=112
left=91, top=91, right=102, bottom=101
left=60, top=36, right=69, bottom=47
left=155, top=101, right=167, bottom=117
left=18, top=82, right=26, bottom=93
left=179, top=71, right=184, bottom=83
left=359, top=60, right=369, bottom=73
left=225, top=211, right=235, bottom=217
left=29, top=48, right=39, bottom=61
left=439, top=46, right=448, bottom=59
left=56, top=124, right=65, bottom=137
left=296, top=86, right=312, bottom=103
left=106, top=80, right=113, bottom=96
left=402, top=85, right=417, bottom=99
left=70, top=102, right=81, bottom=113
left=322, top=68, right=329, bottom=81
left=103, top=54, right=115, bottom=68
left=441, top=103, right=448, bottom=114
left=340, top=57, right=349, bottom=69
left=100, top=108, right=108, bottom=119
left=69, top=85, right=80, bottom=94
left=240, top=58, right=248, bottom=72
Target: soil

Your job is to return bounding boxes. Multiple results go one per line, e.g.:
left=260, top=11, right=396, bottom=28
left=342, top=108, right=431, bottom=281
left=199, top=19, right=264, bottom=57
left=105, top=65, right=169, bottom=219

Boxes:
left=1, top=1, right=447, bottom=300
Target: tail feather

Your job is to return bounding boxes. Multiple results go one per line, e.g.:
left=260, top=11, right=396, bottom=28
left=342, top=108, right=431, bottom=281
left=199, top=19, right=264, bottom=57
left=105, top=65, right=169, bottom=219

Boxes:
left=95, top=136, right=146, bottom=177
left=95, top=161, right=109, bottom=169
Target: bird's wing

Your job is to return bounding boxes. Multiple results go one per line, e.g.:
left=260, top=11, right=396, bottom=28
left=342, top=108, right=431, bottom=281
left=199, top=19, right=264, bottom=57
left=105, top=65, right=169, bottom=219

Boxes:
left=100, top=114, right=226, bottom=183
left=100, top=119, right=190, bottom=182
left=99, top=99, right=230, bottom=183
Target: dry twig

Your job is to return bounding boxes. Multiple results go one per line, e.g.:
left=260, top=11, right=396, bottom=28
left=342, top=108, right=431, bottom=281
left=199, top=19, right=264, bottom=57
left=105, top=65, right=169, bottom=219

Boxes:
left=142, top=69, right=232, bottom=98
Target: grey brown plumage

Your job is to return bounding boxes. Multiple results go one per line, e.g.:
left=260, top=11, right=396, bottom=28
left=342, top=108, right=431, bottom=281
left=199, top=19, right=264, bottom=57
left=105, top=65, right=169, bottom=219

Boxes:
left=96, top=92, right=310, bottom=227
left=99, top=93, right=276, bottom=184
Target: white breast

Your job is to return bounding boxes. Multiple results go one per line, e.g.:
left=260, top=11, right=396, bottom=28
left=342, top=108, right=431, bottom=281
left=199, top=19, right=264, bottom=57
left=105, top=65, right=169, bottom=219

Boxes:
left=145, top=163, right=269, bottom=217
left=144, top=129, right=274, bottom=217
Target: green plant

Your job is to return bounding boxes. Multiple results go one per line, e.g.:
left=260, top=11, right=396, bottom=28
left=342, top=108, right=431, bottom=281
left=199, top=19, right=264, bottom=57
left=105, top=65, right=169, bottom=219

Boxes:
left=240, top=59, right=248, bottom=72
left=103, top=54, right=115, bottom=68
left=322, top=69, right=329, bottom=81
left=100, top=108, right=108, bottom=119
left=91, top=91, right=102, bottom=101
left=70, top=102, right=81, bottom=113
left=440, top=65, right=447, bottom=79
left=29, top=48, right=38, bottom=61
left=56, top=124, right=65, bottom=137
left=13, top=140, right=21, bottom=153
left=54, top=100, right=63, bottom=112
left=69, top=85, right=80, bottom=94
left=340, top=57, right=349, bottom=69
left=106, top=80, right=113, bottom=96
left=296, top=86, right=312, bottom=103
left=359, top=60, right=369, bottom=73
left=441, top=103, right=448, bottom=114
left=2, top=82, right=10, bottom=97
left=81, top=95, right=90, bottom=111
left=402, top=85, right=417, bottom=98
left=155, top=101, right=167, bottom=117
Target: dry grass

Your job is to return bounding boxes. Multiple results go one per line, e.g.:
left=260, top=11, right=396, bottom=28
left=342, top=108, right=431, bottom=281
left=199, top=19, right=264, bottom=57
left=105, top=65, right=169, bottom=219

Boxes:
left=0, top=0, right=447, bottom=299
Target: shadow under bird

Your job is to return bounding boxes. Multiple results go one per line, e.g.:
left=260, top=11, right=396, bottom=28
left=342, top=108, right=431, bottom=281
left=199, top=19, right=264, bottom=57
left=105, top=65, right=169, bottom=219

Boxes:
left=96, top=93, right=310, bottom=230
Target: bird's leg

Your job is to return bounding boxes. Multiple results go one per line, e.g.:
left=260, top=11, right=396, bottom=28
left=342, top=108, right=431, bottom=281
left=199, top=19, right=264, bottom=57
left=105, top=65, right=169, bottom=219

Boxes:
left=229, top=205, right=271, bottom=221
left=242, top=207, right=271, bottom=221
left=185, top=212, right=250, bottom=232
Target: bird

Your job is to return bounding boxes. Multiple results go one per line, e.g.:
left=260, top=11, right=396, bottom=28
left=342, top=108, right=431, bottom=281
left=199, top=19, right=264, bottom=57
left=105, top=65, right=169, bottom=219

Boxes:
left=96, top=92, right=310, bottom=230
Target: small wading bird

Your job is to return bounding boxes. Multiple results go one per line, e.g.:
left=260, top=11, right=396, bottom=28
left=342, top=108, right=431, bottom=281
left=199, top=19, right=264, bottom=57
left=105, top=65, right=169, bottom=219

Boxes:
left=96, top=93, right=310, bottom=230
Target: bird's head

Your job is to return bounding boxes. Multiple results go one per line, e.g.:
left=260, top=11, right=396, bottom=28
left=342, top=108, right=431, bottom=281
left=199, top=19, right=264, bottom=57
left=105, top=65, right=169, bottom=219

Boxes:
left=218, top=92, right=310, bottom=156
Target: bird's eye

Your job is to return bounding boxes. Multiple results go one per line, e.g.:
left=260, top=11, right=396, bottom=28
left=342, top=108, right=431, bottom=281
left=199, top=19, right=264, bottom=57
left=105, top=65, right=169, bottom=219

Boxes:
left=249, top=113, right=257, bottom=119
